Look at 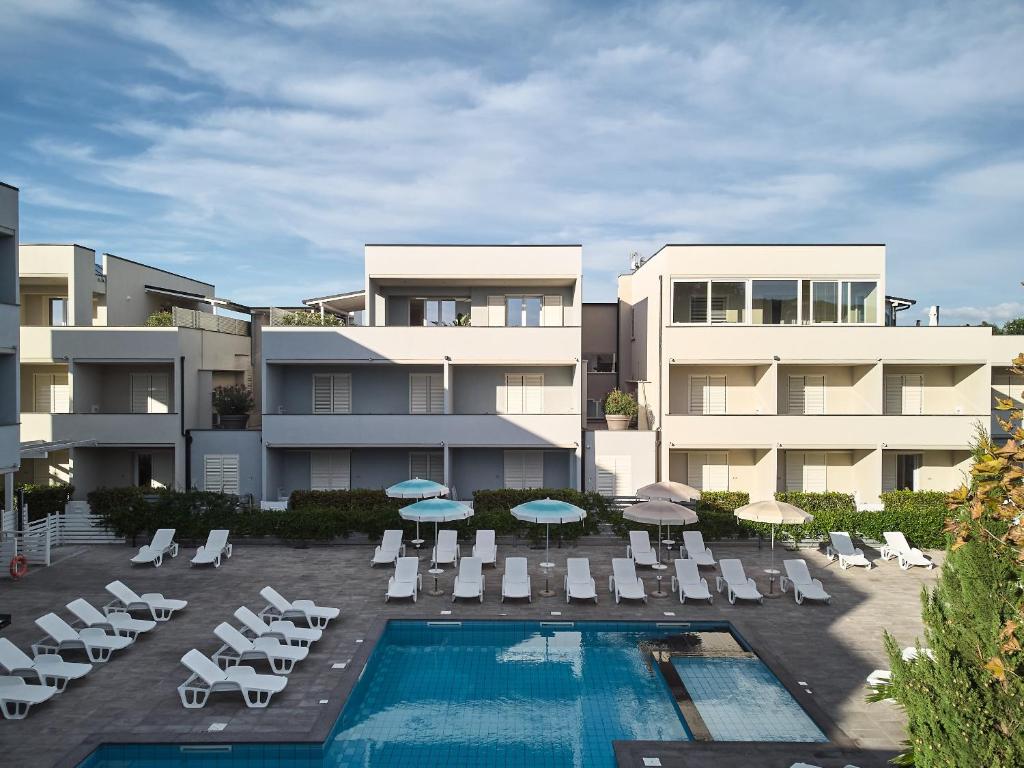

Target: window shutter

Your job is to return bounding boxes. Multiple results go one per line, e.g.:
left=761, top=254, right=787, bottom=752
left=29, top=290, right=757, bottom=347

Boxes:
left=131, top=374, right=150, bottom=414
left=709, top=296, right=727, bottom=323
left=505, top=374, right=524, bottom=414
left=596, top=455, right=631, bottom=496
left=704, top=451, right=729, bottom=491
left=35, top=373, right=68, bottom=413
left=885, top=376, right=903, bottom=415
left=429, top=374, right=444, bottom=414
left=524, top=374, right=544, bottom=413
left=503, top=451, right=524, bottom=489
left=410, top=451, right=444, bottom=483
left=707, top=376, right=726, bottom=415
left=523, top=451, right=543, bottom=488
left=803, top=451, right=827, bottom=492
left=487, top=295, right=505, bottom=327
left=410, top=374, right=429, bottom=414
left=52, top=374, right=70, bottom=414
left=204, top=455, right=239, bottom=495
left=788, top=376, right=805, bottom=414
left=542, top=295, right=562, bottom=327
left=804, top=375, right=825, bottom=415
left=149, top=373, right=170, bottom=414
left=882, top=452, right=897, bottom=492
left=686, top=453, right=702, bottom=490
left=689, top=376, right=707, bottom=414
left=902, top=374, right=923, bottom=415
left=332, top=374, right=352, bottom=414
left=311, top=450, right=350, bottom=490
left=313, top=375, right=334, bottom=414
left=785, top=452, right=804, bottom=492
left=690, top=296, right=708, bottom=323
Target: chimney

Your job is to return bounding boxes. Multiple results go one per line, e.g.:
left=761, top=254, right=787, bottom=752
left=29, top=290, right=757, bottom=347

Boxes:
left=928, top=305, right=940, bottom=326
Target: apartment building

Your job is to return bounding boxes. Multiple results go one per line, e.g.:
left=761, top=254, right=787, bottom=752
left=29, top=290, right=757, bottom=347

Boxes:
left=258, top=245, right=584, bottom=502
left=0, top=183, right=19, bottom=514
left=17, top=245, right=252, bottom=499
left=617, top=245, right=999, bottom=505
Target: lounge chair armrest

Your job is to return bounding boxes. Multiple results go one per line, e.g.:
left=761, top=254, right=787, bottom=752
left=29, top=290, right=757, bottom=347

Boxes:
left=625, top=545, right=633, bottom=557
left=703, top=547, right=712, bottom=557
left=563, top=575, right=569, bottom=589
left=399, top=543, right=406, bottom=557
left=416, top=574, right=422, bottom=588
left=670, top=576, right=678, bottom=591
left=746, top=578, right=757, bottom=588
left=526, top=576, right=531, bottom=588
left=481, top=575, right=486, bottom=589
left=225, top=543, right=233, bottom=558
left=854, top=547, right=865, bottom=557
left=715, top=575, right=724, bottom=592
left=387, top=576, right=396, bottom=589
left=779, top=576, right=790, bottom=592
left=608, top=575, right=615, bottom=592
left=813, top=578, right=824, bottom=589
left=700, top=577, right=709, bottom=590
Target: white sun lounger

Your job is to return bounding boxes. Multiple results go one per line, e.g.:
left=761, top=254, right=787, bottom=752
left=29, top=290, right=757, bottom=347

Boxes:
left=867, top=647, right=935, bottom=687
left=715, top=559, right=764, bottom=605
left=0, top=638, right=91, bottom=692
left=178, top=649, right=287, bottom=709
left=130, top=528, right=179, bottom=567
left=566, top=557, right=598, bottom=604
left=452, top=556, right=484, bottom=603
left=386, top=557, right=422, bottom=603
left=67, top=598, right=156, bottom=640
left=827, top=532, right=873, bottom=570
left=780, top=559, right=831, bottom=605
left=33, top=613, right=133, bottom=663
left=104, top=580, right=188, bottom=622
left=372, top=530, right=406, bottom=566
left=671, top=559, right=713, bottom=604
left=627, top=531, right=659, bottom=567
left=259, top=586, right=340, bottom=629
left=501, top=557, right=531, bottom=602
left=880, top=532, right=934, bottom=570
left=472, top=530, right=497, bottom=565
left=191, top=529, right=233, bottom=567
left=0, top=676, right=58, bottom=719
left=609, top=558, right=647, bottom=604
left=682, top=531, right=716, bottom=567
left=235, top=606, right=321, bottom=648
left=432, top=530, right=460, bottom=567
left=213, top=622, right=308, bottom=674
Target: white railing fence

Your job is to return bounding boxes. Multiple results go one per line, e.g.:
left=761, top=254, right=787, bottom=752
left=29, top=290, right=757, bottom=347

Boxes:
left=0, top=501, right=123, bottom=577
left=172, top=306, right=250, bottom=336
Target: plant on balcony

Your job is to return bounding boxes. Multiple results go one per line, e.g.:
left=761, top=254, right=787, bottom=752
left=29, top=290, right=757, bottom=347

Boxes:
left=871, top=352, right=1024, bottom=767
left=454, top=312, right=471, bottom=326
left=278, top=311, right=342, bottom=326
left=603, top=388, right=637, bottom=431
left=212, top=384, right=254, bottom=429
left=144, top=310, right=173, bottom=326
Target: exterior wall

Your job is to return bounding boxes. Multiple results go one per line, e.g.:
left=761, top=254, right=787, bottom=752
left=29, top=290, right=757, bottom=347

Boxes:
left=19, top=244, right=96, bottom=327
left=449, top=447, right=572, bottom=498
left=582, top=303, right=619, bottom=423
left=190, top=429, right=262, bottom=499
left=102, top=253, right=214, bottom=326
left=70, top=446, right=174, bottom=499
left=584, top=430, right=657, bottom=494
left=0, top=183, right=18, bottom=482
left=452, top=365, right=576, bottom=414
left=267, top=363, right=443, bottom=414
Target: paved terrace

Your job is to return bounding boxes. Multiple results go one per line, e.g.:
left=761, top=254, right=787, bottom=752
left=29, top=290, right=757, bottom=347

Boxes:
left=0, top=537, right=938, bottom=768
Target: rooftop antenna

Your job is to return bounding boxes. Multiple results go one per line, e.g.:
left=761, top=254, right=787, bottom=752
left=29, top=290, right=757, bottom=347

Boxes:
left=628, top=251, right=641, bottom=271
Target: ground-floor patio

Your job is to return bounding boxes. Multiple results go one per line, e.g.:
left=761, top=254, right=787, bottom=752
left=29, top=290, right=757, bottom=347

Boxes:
left=0, top=538, right=935, bottom=767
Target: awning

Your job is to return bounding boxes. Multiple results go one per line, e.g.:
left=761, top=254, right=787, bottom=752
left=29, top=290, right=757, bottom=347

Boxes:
left=303, top=289, right=366, bottom=315
left=20, top=438, right=97, bottom=459
left=145, top=285, right=251, bottom=314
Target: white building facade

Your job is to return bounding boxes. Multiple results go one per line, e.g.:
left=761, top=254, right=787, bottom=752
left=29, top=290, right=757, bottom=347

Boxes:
left=1, top=183, right=20, bottom=515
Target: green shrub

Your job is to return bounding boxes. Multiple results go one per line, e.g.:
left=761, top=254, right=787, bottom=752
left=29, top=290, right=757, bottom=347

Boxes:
left=603, top=388, right=638, bottom=417
left=471, top=488, right=609, bottom=543
left=874, top=490, right=948, bottom=548
left=88, top=487, right=150, bottom=539
left=212, top=385, right=254, bottom=415
left=278, top=311, right=342, bottom=327
left=144, top=310, right=173, bottom=326
left=4, top=483, right=75, bottom=522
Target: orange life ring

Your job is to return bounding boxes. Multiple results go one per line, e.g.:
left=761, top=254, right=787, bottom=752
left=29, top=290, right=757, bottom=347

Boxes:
left=9, top=555, right=28, bottom=580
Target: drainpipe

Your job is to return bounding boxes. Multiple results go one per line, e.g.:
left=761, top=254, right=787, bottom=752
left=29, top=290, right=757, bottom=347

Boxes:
left=180, top=355, right=187, bottom=490
left=184, top=430, right=193, bottom=491
left=656, top=275, right=663, bottom=481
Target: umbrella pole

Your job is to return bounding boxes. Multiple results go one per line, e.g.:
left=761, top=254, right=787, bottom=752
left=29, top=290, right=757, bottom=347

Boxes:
left=657, top=522, right=663, bottom=564
left=539, top=523, right=555, bottom=597
left=426, top=519, right=443, bottom=595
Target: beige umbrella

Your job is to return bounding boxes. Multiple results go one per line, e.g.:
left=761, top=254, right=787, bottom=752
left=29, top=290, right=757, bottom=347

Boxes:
left=636, top=481, right=701, bottom=503
left=623, top=500, right=699, bottom=597
left=733, top=499, right=813, bottom=572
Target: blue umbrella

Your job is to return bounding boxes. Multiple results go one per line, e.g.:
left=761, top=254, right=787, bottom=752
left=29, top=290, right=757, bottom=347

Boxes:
left=510, top=498, right=586, bottom=569
left=387, top=478, right=449, bottom=544
left=400, top=498, right=474, bottom=578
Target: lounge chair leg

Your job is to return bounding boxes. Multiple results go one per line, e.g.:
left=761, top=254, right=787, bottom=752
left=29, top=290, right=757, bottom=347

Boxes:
left=1, top=700, right=31, bottom=720
left=179, top=685, right=210, bottom=709
left=87, top=646, right=113, bottom=663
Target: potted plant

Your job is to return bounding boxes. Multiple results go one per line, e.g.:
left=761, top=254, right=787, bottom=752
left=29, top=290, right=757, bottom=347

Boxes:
left=212, top=384, right=254, bottom=429
left=603, top=388, right=637, bottom=431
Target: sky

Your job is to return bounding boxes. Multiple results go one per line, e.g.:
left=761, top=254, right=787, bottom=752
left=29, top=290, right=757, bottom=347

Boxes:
left=2, top=0, right=1022, bottom=324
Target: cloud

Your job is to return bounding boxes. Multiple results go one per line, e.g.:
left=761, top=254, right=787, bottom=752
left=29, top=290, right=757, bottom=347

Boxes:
left=935, top=302, right=1024, bottom=326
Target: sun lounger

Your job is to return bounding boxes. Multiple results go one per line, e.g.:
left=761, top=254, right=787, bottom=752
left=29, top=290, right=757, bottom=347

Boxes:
left=671, top=559, right=713, bottom=604
left=501, top=557, right=531, bottom=602
left=627, top=530, right=659, bottom=567
left=780, top=559, right=831, bottom=605
left=452, top=557, right=484, bottom=603
left=104, top=580, right=187, bottom=622
left=609, top=558, right=647, bottom=603
left=880, top=532, right=934, bottom=570
left=566, top=557, right=598, bottom=604
left=67, top=598, right=156, bottom=640
left=386, top=557, right=422, bottom=602
left=213, top=622, right=308, bottom=674
left=472, top=530, right=497, bottom=565
left=0, top=676, right=58, bottom=719
left=867, top=647, right=934, bottom=687
left=130, top=528, right=179, bottom=566
left=827, top=532, right=873, bottom=570
left=432, top=529, right=460, bottom=567
left=682, top=531, right=716, bottom=567
left=33, top=613, right=133, bottom=663
left=715, top=559, right=764, bottom=604
left=372, top=530, right=406, bottom=566
left=191, top=529, right=233, bottom=567
left=234, top=606, right=321, bottom=648
left=0, top=638, right=91, bottom=692
left=178, top=649, right=286, bottom=708
left=259, top=586, right=340, bottom=628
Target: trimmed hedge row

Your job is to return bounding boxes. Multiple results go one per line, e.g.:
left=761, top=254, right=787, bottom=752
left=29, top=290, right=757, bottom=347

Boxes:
left=0, top=483, right=75, bottom=522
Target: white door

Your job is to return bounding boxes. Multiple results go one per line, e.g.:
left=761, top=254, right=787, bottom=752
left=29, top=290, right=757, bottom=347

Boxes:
left=596, top=455, right=632, bottom=496
left=686, top=451, right=728, bottom=491
left=409, top=373, right=443, bottom=414
left=504, top=451, right=544, bottom=489
left=204, top=454, right=240, bottom=495
left=310, top=450, right=351, bottom=490
left=886, top=374, right=923, bottom=415
left=409, top=451, right=444, bottom=484
left=131, top=373, right=170, bottom=414
left=786, top=451, right=827, bottom=492
left=789, top=375, right=825, bottom=415
left=33, top=373, right=70, bottom=413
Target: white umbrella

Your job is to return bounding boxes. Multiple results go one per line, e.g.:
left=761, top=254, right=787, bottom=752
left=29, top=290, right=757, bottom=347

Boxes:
left=636, top=482, right=701, bottom=546
left=733, top=499, right=813, bottom=572
left=622, top=500, right=699, bottom=567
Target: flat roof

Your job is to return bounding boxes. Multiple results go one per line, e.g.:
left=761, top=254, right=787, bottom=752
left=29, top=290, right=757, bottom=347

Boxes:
left=104, top=252, right=215, bottom=289
left=364, top=243, right=582, bottom=247
left=629, top=242, right=887, bottom=276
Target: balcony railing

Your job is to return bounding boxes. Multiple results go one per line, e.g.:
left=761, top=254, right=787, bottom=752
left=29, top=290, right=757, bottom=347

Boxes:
left=172, top=307, right=250, bottom=336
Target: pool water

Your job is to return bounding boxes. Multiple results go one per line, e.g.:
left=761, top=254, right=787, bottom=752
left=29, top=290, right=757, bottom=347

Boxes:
left=80, top=620, right=826, bottom=768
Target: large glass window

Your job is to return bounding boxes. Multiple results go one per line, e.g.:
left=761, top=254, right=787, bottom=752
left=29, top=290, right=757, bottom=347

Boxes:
left=751, top=280, right=798, bottom=325
left=410, top=298, right=468, bottom=326
left=672, top=281, right=708, bottom=323
left=811, top=281, right=838, bottom=323
left=48, top=297, right=67, bottom=327
left=506, top=295, right=542, bottom=327
left=841, top=281, right=878, bottom=324
left=710, top=281, right=745, bottom=323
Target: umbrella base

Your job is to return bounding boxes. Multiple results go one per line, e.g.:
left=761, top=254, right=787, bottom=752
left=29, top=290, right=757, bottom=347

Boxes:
left=538, top=589, right=556, bottom=598
left=411, top=538, right=425, bottom=547
left=540, top=561, right=555, bottom=569
left=650, top=590, right=669, bottom=599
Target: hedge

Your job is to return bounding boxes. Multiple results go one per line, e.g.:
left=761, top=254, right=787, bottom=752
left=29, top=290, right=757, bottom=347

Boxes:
left=0, top=483, right=74, bottom=522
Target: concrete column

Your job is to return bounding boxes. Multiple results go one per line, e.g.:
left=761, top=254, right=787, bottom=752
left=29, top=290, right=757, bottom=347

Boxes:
left=3, top=472, right=13, bottom=519
left=443, top=359, right=452, bottom=414
left=443, top=443, right=451, bottom=491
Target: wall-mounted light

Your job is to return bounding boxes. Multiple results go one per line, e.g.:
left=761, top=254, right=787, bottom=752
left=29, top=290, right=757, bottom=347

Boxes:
left=772, top=355, right=780, bottom=361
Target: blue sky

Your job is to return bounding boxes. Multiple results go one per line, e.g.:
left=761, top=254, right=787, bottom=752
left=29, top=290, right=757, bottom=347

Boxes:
left=2, top=1, right=1022, bottom=323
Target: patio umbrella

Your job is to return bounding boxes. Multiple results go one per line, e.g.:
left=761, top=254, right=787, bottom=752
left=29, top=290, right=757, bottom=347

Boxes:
left=733, top=499, right=813, bottom=572
left=622, top=500, right=699, bottom=569
left=400, top=497, right=473, bottom=596
left=636, top=482, right=701, bottom=547
left=387, top=478, right=449, bottom=544
left=510, top=498, right=587, bottom=569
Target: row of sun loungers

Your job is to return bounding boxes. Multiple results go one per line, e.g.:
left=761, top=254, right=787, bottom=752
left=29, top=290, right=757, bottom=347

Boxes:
left=0, top=581, right=188, bottom=719
left=131, top=528, right=233, bottom=568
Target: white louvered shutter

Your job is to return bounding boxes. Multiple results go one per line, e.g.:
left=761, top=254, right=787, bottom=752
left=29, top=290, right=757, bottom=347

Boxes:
left=902, top=374, right=923, bottom=415
left=504, top=451, right=524, bottom=489
left=204, top=455, right=239, bottom=495
left=689, top=376, right=707, bottom=414
left=410, top=374, right=429, bottom=414
left=149, top=373, right=170, bottom=413
left=310, top=451, right=350, bottom=491
left=542, top=295, right=563, bottom=327
left=804, top=375, right=825, bottom=415
left=523, top=451, right=543, bottom=488
left=687, top=453, right=702, bottom=490
left=596, top=455, right=631, bottom=496
left=429, top=374, right=443, bottom=414
left=131, top=373, right=150, bottom=414
left=487, top=295, right=505, bottom=327
left=409, top=452, right=444, bottom=485
left=882, top=453, right=897, bottom=492
left=313, top=375, right=334, bottom=414
left=52, top=374, right=70, bottom=413
left=524, top=374, right=543, bottom=413
left=786, top=452, right=804, bottom=492
left=505, top=374, right=524, bottom=414
left=707, top=376, right=726, bottom=415
left=885, top=376, right=903, bottom=415
left=803, top=451, right=827, bottom=492
left=788, top=376, right=805, bottom=414
left=704, top=452, right=729, bottom=491
left=332, top=374, right=352, bottom=414
left=35, top=373, right=69, bottom=413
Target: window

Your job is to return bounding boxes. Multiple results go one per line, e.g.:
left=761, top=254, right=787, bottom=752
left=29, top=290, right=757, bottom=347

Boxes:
left=504, top=373, right=543, bottom=414
left=672, top=281, right=708, bottom=323
left=204, top=454, right=240, bottom=495
left=504, top=451, right=543, bottom=489
left=688, top=375, right=726, bottom=414
left=409, top=451, right=444, bottom=485
left=751, top=280, right=798, bottom=325
left=410, top=298, right=469, bottom=326
left=130, top=373, right=170, bottom=414
left=312, top=374, right=352, bottom=414
left=310, top=450, right=350, bottom=490
left=596, top=455, right=632, bottom=496
left=586, top=353, right=616, bottom=373
left=788, top=375, right=825, bottom=415
left=686, top=451, right=729, bottom=491
left=896, top=454, right=921, bottom=491
left=885, top=374, right=923, bottom=415
left=710, top=281, right=745, bottom=323
left=136, top=453, right=153, bottom=488
left=409, top=373, right=444, bottom=414
left=810, top=281, right=839, bottom=323
left=506, top=296, right=542, bottom=327
left=48, top=297, right=67, bottom=327
left=586, top=398, right=604, bottom=419
left=33, top=372, right=69, bottom=413
left=785, top=451, right=827, bottom=492
left=841, top=281, right=878, bottom=324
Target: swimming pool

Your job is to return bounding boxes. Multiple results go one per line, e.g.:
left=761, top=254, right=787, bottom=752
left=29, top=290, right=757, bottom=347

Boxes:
left=80, top=620, right=825, bottom=767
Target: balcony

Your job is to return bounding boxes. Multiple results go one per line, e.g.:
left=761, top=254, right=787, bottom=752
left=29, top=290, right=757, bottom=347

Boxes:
left=20, top=412, right=180, bottom=446
left=0, top=303, right=17, bottom=351
left=0, top=423, right=17, bottom=471
left=262, top=413, right=580, bottom=448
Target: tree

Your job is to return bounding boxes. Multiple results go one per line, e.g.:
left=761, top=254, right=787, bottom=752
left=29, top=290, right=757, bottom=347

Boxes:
left=1002, top=317, right=1024, bottom=335
left=873, top=353, right=1024, bottom=766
